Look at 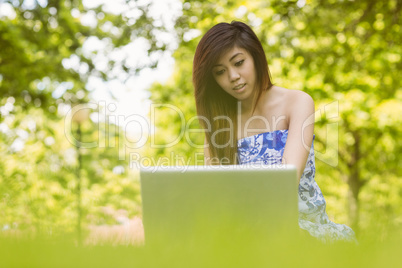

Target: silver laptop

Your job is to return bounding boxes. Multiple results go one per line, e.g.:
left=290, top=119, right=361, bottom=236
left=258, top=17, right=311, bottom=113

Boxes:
left=140, top=164, right=299, bottom=248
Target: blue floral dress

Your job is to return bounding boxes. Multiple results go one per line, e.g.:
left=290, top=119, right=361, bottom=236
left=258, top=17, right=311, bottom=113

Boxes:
left=237, top=129, right=356, bottom=243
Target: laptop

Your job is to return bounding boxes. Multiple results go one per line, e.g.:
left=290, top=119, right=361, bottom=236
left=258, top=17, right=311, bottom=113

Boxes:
left=140, top=164, right=299, bottom=248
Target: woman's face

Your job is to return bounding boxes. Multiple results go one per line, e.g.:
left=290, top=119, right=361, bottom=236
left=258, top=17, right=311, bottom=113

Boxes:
left=212, top=46, right=257, bottom=103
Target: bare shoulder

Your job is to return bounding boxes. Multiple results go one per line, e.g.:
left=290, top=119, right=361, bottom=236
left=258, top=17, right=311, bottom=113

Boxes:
left=286, top=88, right=314, bottom=105
left=269, top=86, right=313, bottom=100
left=278, top=87, right=315, bottom=112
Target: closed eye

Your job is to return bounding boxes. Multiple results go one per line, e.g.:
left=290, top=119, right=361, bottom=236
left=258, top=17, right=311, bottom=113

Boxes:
left=235, top=59, right=244, bottom=66
left=215, top=69, right=225, bottom=76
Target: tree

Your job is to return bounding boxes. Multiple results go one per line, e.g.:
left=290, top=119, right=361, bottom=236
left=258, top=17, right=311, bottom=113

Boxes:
left=0, top=0, right=173, bottom=235
left=269, top=0, right=402, bottom=233
left=0, top=0, right=171, bottom=113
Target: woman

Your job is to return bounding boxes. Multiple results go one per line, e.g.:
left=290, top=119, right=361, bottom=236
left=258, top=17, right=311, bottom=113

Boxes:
left=192, top=21, right=356, bottom=243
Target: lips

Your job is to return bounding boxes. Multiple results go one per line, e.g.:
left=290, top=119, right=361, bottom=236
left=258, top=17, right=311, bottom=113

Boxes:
left=233, top=83, right=246, bottom=91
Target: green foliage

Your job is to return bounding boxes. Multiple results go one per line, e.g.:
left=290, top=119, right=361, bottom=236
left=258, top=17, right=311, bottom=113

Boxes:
left=0, top=0, right=169, bottom=112
left=0, top=0, right=169, bottom=235
left=0, top=104, right=141, bottom=234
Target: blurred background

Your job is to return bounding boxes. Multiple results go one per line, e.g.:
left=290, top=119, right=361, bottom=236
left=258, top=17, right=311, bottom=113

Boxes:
left=1, top=0, right=401, bottom=244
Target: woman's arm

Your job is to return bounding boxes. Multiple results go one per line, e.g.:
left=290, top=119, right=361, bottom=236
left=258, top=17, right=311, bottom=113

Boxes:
left=282, top=90, right=315, bottom=181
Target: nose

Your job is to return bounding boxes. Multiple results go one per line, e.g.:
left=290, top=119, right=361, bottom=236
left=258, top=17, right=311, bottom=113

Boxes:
left=228, top=68, right=240, bottom=82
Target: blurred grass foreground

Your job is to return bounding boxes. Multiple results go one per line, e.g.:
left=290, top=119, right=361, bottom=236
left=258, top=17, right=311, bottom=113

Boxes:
left=1, top=224, right=402, bottom=268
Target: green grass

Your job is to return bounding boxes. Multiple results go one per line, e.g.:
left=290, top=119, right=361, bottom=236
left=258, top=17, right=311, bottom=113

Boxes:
left=1, top=229, right=401, bottom=268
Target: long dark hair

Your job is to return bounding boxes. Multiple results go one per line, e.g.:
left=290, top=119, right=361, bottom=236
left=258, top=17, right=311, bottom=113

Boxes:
left=193, top=21, right=273, bottom=164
